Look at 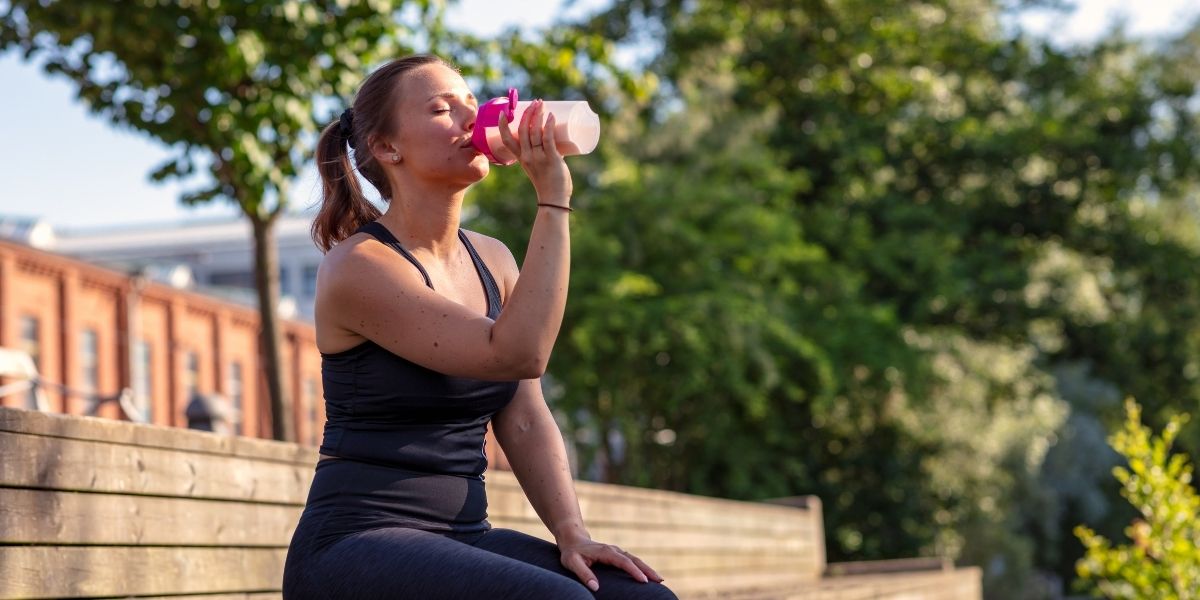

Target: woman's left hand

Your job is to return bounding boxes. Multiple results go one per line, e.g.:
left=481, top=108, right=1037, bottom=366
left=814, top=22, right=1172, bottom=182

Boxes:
left=558, top=538, right=664, bottom=592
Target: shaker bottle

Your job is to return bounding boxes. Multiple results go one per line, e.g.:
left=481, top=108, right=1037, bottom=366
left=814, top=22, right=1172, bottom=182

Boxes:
left=472, top=88, right=600, bottom=165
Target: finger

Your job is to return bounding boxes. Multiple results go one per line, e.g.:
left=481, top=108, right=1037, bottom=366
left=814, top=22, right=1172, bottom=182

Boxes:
left=543, top=111, right=561, bottom=159
left=530, top=100, right=545, bottom=149
left=517, top=100, right=534, bottom=157
left=564, top=553, right=599, bottom=592
left=605, top=548, right=648, bottom=583
left=496, top=111, right=520, bottom=158
left=624, top=552, right=664, bottom=582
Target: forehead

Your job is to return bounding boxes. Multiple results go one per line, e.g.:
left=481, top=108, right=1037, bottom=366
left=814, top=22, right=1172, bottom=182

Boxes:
left=399, top=63, right=471, bottom=101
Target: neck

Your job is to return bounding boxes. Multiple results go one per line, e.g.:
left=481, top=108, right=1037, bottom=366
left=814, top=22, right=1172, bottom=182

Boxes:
left=378, top=178, right=467, bottom=258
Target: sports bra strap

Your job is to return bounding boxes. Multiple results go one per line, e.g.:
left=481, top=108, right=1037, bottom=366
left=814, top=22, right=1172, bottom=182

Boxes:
left=355, top=221, right=433, bottom=289
left=457, top=230, right=503, bottom=318
left=355, top=221, right=502, bottom=318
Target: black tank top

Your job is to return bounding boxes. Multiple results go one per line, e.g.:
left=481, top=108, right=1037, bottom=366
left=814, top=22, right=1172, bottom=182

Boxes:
left=315, top=221, right=519, bottom=530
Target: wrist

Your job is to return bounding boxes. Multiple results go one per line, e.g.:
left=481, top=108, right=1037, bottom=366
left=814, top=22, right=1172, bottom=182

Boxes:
left=535, top=193, right=571, bottom=207
left=552, top=520, right=591, bottom=546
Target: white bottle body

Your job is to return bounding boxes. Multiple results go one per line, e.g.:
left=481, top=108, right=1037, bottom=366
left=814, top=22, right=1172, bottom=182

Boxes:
left=483, top=101, right=600, bottom=163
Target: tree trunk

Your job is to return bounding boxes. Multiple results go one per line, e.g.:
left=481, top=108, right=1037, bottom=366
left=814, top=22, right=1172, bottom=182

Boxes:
left=251, top=216, right=293, bottom=442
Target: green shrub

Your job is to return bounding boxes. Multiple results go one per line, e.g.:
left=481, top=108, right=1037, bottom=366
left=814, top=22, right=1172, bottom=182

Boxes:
left=1074, top=399, right=1200, bottom=598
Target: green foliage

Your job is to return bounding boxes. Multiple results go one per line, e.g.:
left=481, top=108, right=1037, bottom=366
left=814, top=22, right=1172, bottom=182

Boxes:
left=483, top=0, right=1200, bottom=596
left=6, top=0, right=1200, bottom=596
left=0, top=0, right=418, bottom=218
left=1075, top=399, right=1200, bottom=599
left=0, top=0, right=437, bottom=440
left=0, top=0, right=636, bottom=441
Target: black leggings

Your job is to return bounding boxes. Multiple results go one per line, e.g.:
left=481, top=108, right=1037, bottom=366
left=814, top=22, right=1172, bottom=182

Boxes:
left=283, top=525, right=679, bottom=599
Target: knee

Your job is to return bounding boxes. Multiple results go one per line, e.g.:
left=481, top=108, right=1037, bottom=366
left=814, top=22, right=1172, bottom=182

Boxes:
left=541, top=579, right=594, bottom=600
left=624, top=582, right=678, bottom=600
left=592, top=577, right=679, bottom=600
left=645, top=582, right=680, bottom=600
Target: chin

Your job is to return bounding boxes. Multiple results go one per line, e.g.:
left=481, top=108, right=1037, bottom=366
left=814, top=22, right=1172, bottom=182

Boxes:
left=467, top=155, right=490, bottom=180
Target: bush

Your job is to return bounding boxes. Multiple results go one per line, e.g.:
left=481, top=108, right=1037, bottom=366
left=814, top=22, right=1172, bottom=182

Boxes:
left=1074, top=399, right=1200, bottom=598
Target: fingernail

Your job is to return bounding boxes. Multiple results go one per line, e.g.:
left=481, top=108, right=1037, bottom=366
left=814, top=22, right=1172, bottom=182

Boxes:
left=587, top=580, right=598, bottom=591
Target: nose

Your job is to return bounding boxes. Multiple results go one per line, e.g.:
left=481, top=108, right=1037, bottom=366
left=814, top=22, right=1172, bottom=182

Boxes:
left=463, top=105, right=476, bottom=132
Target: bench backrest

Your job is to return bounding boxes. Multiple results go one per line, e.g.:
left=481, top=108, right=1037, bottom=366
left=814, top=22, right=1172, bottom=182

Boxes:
left=0, top=407, right=823, bottom=598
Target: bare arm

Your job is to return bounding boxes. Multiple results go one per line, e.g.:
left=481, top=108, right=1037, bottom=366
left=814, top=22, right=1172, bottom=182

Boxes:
left=493, top=380, right=663, bottom=590
left=320, top=100, right=571, bottom=381
left=493, top=379, right=591, bottom=544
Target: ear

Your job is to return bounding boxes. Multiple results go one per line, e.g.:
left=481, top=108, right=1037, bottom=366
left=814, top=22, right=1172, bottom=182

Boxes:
left=367, top=133, right=402, bottom=165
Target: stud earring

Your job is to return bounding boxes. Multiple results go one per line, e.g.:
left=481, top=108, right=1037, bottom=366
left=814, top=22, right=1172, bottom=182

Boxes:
left=391, top=154, right=399, bottom=163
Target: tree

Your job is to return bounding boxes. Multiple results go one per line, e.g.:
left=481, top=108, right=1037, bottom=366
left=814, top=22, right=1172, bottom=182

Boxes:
left=0, top=0, right=434, bottom=439
left=0, top=0, right=643, bottom=440
left=471, top=1, right=1200, bottom=596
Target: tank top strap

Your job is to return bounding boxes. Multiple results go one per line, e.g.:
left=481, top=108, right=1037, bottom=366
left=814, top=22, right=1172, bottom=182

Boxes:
left=355, top=221, right=434, bottom=289
left=457, top=230, right=504, bottom=319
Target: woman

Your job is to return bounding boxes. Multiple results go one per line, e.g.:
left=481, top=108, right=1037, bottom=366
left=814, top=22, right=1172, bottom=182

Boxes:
left=282, top=54, right=677, bottom=599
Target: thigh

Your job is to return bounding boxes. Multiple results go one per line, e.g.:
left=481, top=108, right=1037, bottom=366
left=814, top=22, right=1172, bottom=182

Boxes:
left=284, top=526, right=593, bottom=600
left=471, top=528, right=679, bottom=600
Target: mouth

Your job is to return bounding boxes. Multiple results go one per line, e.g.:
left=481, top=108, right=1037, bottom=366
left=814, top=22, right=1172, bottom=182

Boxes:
left=459, top=138, right=476, bottom=149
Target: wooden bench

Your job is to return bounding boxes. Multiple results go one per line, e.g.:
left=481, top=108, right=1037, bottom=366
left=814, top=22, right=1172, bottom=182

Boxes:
left=0, top=406, right=978, bottom=599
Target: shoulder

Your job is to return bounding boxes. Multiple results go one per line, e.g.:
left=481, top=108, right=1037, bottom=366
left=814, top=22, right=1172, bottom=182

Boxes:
left=461, top=229, right=519, bottom=294
left=318, top=232, right=425, bottom=295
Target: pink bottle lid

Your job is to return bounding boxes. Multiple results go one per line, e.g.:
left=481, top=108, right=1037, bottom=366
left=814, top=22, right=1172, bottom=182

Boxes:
left=472, top=87, right=519, bottom=165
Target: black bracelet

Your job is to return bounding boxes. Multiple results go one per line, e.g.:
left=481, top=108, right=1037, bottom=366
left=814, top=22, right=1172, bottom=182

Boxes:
left=537, top=203, right=574, bottom=212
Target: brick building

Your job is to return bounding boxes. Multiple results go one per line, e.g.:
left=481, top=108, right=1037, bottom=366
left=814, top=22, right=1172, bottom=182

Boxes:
left=0, top=236, right=324, bottom=445
left=0, top=237, right=510, bottom=465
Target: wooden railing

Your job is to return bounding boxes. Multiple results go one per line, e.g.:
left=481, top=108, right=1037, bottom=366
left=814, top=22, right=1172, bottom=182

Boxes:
left=0, top=406, right=979, bottom=599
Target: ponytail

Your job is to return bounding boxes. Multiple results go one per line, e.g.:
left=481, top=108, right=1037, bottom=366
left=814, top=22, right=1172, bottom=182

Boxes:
left=311, top=117, right=381, bottom=253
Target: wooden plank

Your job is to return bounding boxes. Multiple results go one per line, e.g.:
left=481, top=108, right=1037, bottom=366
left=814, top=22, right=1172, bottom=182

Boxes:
left=491, top=515, right=819, bottom=557
left=0, top=406, right=316, bottom=465
left=0, top=488, right=302, bottom=546
left=784, top=568, right=983, bottom=600
left=620, top=553, right=810, bottom=575
left=570, top=476, right=818, bottom=524
left=0, top=549, right=977, bottom=600
left=664, top=569, right=815, bottom=598
left=0, top=546, right=284, bottom=599
left=487, top=477, right=819, bottom=537
left=823, top=557, right=949, bottom=577
left=675, top=567, right=982, bottom=600
left=0, top=488, right=817, bottom=557
left=0, top=431, right=312, bottom=504
left=491, top=472, right=818, bottom=522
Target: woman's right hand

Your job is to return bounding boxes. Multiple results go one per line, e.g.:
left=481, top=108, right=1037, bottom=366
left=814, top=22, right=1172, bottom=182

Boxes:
left=497, top=99, right=573, bottom=205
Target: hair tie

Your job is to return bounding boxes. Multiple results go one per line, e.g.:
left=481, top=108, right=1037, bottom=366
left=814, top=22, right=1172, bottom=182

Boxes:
left=338, top=108, right=356, bottom=149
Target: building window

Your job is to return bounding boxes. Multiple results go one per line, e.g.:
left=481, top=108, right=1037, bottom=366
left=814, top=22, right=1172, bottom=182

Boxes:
left=18, top=315, right=40, bottom=409
left=184, top=351, right=199, bottom=400
left=302, top=264, right=319, bottom=297
left=208, top=270, right=255, bottom=288
left=280, top=265, right=292, bottom=296
left=134, top=340, right=153, bottom=423
left=229, top=360, right=244, bottom=434
left=304, top=378, right=319, bottom=446
left=81, top=329, right=99, bottom=403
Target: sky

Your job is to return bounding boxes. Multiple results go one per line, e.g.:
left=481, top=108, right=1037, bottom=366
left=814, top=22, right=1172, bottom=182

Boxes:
left=1, top=0, right=1198, bottom=232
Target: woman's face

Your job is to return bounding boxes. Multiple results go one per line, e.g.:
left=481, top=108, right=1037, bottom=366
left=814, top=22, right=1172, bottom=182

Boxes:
left=383, top=63, right=490, bottom=187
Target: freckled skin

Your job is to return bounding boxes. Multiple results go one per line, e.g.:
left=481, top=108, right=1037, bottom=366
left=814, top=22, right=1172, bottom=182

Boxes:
left=306, top=65, right=662, bottom=592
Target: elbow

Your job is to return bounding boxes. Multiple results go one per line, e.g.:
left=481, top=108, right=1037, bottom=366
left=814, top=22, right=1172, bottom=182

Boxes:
left=510, top=353, right=549, bottom=380
left=487, top=326, right=550, bottom=379
left=496, top=349, right=549, bottom=380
